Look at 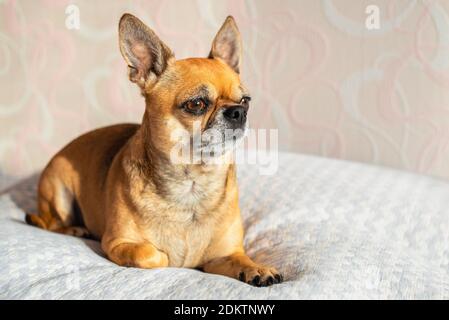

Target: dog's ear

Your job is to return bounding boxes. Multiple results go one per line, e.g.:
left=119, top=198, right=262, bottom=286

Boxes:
left=209, top=16, right=242, bottom=74
left=119, top=13, right=173, bottom=87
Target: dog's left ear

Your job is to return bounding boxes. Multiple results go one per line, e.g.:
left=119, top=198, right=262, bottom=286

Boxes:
left=119, top=13, right=174, bottom=88
left=209, top=16, right=242, bottom=74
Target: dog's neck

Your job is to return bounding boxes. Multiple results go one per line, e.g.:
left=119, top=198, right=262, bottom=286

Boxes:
left=127, top=125, right=233, bottom=203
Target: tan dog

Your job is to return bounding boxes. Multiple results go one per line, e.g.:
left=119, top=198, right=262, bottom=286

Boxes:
left=26, top=13, right=283, bottom=287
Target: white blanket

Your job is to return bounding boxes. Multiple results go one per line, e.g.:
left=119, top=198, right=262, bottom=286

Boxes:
left=1, top=152, right=448, bottom=299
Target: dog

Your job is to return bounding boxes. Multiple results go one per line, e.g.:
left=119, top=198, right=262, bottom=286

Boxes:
left=25, top=13, right=283, bottom=287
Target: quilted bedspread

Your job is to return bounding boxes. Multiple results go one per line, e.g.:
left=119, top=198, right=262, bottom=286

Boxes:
left=0, top=152, right=448, bottom=299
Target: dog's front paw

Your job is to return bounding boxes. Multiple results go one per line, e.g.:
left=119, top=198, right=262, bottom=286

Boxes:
left=238, top=266, right=283, bottom=287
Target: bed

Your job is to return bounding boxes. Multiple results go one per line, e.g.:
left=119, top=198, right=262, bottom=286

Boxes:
left=1, top=152, right=448, bottom=299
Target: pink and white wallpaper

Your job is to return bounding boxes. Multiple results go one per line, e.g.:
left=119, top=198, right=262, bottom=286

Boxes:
left=1, top=0, right=449, bottom=179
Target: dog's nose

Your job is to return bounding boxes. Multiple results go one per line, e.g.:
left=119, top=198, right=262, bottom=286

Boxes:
left=223, top=106, right=247, bottom=126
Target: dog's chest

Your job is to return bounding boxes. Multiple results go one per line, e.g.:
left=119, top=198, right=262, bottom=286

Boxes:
left=138, top=171, right=227, bottom=267
left=145, top=207, right=217, bottom=268
left=160, top=218, right=216, bottom=267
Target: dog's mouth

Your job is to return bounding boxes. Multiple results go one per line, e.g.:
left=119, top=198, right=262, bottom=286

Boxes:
left=197, top=124, right=248, bottom=156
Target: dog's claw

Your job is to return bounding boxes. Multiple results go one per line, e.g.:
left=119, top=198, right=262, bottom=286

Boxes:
left=249, top=275, right=261, bottom=286
left=275, top=273, right=283, bottom=284
left=237, top=267, right=282, bottom=287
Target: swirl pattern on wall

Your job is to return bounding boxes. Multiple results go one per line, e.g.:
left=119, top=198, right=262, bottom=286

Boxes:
left=1, top=0, right=449, bottom=179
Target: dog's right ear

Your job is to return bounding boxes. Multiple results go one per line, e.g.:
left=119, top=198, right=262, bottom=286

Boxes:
left=119, top=13, right=174, bottom=87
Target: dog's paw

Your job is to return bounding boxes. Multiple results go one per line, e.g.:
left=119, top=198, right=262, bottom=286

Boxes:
left=238, top=266, right=283, bottom=287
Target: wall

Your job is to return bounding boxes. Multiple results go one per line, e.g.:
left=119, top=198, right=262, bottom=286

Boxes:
left=1, top=0, right=449, bottom=179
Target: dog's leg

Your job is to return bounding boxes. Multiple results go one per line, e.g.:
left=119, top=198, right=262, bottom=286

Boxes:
left=103, top=240, right=169, bottom=269
left=202, top=252, right=283, bottom=287
left=26, top=172, right=91, bottom=238
left=25, top=194, right=60, bottom=230
left=26, top=211, right=90, bottom=238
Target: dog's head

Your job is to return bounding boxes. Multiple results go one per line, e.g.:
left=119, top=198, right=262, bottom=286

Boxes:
left=118, top=14, right=250, bottom=160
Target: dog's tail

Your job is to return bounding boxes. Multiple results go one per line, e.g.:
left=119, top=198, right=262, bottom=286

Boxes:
left=25, top=213, right=48, bottom=229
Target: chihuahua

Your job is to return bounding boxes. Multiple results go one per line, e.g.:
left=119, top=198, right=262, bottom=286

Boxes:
left=26, top=13, right=282, bottom=287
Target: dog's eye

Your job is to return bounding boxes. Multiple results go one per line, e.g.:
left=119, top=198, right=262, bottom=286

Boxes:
left=183, top=98, right=208, bottom=115
left=240, top=96, right=251, bottom=105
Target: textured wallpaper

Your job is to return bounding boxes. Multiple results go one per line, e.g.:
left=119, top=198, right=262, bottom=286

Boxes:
left=1, top=0, right=449, bottom=179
